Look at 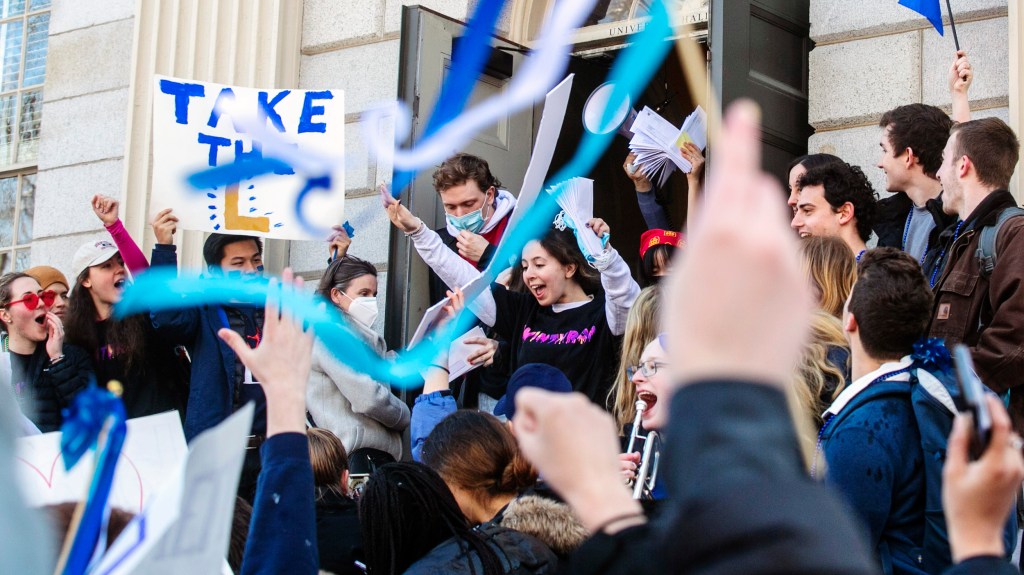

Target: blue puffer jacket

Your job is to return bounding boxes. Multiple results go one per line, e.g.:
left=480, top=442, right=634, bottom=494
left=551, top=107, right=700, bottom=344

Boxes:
left=148, top=244, right=261, bottom=441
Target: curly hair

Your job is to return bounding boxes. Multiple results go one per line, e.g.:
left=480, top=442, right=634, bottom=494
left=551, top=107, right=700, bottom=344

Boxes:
left=879, top=104, right=953, bottom=178
left=798, top=162, right=878, bottom=242
left=432, top=153, right=502, bottom=194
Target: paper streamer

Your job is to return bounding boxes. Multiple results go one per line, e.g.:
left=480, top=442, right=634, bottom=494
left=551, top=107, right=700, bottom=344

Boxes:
left=120, top=1, right=674, bottom=388
left=363, top=0, right=600, bottom=186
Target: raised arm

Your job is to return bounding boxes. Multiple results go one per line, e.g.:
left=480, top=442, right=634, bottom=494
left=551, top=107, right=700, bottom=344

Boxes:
left=587, top=219, right=640, bottom=336
left=624, top=153, right=671, bottom=230
left=949, top=50, right=973, bottom=124
left=91, top=195, right=149, bottom=275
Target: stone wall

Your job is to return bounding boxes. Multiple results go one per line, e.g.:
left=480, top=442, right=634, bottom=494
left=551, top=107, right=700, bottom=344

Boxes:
left=292, top=0, right=511, bottom=332
left=31, top=0, right=136, bottom=280
left=807, top=0, right=1010, bottom=198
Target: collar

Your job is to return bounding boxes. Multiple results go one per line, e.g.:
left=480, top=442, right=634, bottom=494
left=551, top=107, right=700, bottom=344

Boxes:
left=963, top=189, right=1015, bottom=232
left=824, top=356, right=912, bottom=418
left=552, top=294, right=594, bottom=313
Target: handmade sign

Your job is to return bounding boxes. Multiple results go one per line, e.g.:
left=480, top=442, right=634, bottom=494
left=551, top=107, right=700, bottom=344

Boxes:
left=152, top=76, right=345, bottom=240
left=15, top=411, right=187, bottom=514
left=92, top=405, right=252, bottom=575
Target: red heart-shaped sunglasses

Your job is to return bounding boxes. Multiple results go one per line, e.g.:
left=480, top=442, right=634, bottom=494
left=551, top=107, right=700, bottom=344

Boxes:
left=5, top=290, right=57, bottom=311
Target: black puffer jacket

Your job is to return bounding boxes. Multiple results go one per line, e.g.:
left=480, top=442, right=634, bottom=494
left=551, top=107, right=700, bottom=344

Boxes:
left=14, top=342, right=93, bottom=432
left=405, top=522, right=557, bottom=575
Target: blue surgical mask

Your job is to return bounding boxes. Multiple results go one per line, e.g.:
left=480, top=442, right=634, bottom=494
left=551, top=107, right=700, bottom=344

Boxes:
left=446, top=208, right=486, bottom=234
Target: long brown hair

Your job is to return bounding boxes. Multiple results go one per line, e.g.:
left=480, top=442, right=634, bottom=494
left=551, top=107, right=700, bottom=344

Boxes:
left=609, top=286, right=662, bottom=429
left=308, top=427, right=349, bottom=500
left=799, top=236, right=856, bottom=319
left=529, top=227, right=601, bottom=296
left=420, top=410, right=536, bottom=502
left=64, top=267, right=149, bottom=374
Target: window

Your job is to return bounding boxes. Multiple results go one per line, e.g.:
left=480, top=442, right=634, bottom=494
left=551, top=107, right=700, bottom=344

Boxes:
left=0, top=0, right=48, bottom=272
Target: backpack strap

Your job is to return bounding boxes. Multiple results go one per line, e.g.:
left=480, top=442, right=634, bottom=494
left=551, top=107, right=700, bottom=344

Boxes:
left=976, top=206, right=1024, bottom=278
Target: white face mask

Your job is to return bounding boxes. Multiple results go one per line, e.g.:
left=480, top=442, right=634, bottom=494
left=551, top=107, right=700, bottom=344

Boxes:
left=340, top=291, right=379, bottom=328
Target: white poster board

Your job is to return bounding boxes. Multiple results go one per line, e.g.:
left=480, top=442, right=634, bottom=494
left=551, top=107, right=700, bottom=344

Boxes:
left=15, top=411, right=187, bottom=514
left=151, top=75, right=346, bottom=240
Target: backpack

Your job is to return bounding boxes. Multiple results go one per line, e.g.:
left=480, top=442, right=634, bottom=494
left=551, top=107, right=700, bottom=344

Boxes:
left=976, top=206, right=1024, bottom=278
left=828, top=341, right=1017, bottom=573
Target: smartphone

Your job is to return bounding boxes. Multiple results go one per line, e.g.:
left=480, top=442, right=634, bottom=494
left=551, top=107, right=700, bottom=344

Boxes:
left=953, top=344, right=993, bottom=460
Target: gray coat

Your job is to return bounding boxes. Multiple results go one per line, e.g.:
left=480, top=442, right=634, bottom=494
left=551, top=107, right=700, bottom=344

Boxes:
left=306, top=323, right=410, bottom=459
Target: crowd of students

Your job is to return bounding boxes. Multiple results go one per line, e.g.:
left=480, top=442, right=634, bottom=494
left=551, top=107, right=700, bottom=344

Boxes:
left=3, top=47, right=1024, bottom=574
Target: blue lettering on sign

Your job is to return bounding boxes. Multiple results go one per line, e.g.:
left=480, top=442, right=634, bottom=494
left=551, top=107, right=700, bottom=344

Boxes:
left=197, top=133, right=231, bottom=167
left=257, top=90, right=290, bottom=132
left=298, top=91, right=333, bottom=134
left=207, top=87, right=240, bottom=130
left=234, top=139, right=263, bottom=164
left=159, top=79, right=205, bottom=125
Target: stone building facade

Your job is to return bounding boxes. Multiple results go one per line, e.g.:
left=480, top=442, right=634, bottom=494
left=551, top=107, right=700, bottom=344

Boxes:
left=9, top=0, right=1022, bottom=337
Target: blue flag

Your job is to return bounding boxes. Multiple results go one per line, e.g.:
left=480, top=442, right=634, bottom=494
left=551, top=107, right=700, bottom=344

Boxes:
left=899, top=0, right=944, bottom=35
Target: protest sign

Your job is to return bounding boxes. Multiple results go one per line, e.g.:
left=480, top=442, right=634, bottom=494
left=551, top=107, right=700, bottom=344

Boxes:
left=151, top=75, right=345, bottom=240
left=15, top=411, right=187, bottom=514
left=93, top=404, right=253, bottom=575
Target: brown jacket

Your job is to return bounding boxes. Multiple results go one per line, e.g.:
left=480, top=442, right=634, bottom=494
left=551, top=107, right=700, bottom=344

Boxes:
left=928, top=190, right=1024, bottom=433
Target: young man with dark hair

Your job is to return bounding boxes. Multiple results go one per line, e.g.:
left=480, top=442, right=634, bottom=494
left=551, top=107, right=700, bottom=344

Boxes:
left=874, top=51, right=972, bottom=271
left=820, top=247, right=947, bottom=575
left=874, top=104, right=959, bottom=264
left=149, top=214, right=270, bottom=501
left=930, top=117, right=1024, bottom=434
left=791, top=161, right=878, bottom=259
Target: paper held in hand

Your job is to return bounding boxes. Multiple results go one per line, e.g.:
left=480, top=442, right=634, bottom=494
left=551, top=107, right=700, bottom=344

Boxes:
left=548, top=177, right=604, bottom=257
left=627, top=105, right=707, bottom=187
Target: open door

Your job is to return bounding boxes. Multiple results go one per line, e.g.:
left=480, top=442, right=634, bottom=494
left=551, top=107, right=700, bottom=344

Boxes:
left=385, top=6, right=534, bottom=351
left=710, top=0, right=811, bottom=181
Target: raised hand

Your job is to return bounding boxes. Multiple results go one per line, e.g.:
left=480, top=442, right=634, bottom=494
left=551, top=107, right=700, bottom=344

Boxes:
left=149, top=208, right=178, bottom=245
left=44, top=312, right=65, bottom=361
left=381, top=183, right=423, bottom=234
left=623, top=153, right=653, bottom=193
left=327, top=225, right=352, bottom=260
left=91, top=195, right=120, bottom=227
left=659, top=101, right=812, bottom=425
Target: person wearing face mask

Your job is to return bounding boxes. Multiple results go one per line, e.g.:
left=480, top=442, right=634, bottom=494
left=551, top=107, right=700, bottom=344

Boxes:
left=148, top=209, right=270, bottom=501
left=414, top=153, right=517, bottom=306
left=307, top=255, right=410, bottom=460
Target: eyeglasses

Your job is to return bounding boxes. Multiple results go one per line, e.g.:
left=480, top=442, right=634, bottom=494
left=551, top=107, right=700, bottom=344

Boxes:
left=5, top=290, right=57, bottom=311
left=626, top=360, right=668, bottom=380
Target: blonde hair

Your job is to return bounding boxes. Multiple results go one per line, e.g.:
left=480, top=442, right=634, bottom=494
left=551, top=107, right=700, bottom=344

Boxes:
left=791, top=310, right=850, bottom=470
left=609, top=286, right=662, bottom=430
left=798, top=236, right=856, bottom=319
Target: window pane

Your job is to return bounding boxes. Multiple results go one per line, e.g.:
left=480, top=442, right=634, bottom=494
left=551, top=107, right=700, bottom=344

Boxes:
left=0, top=0, right=25, bottom=18
left=0, top=93, right=14, bottom=166
left=17, top=172, right=32, bottom=244
left=17, top=88, right=40, bottom=161
left=14, top=247, right=28, bottom=270
left=0, top=20, right=23, bottom=91
left=22, top=13, right=45, bottom=87
left=0, top=176, right=14, bottom=247
left=28, top=0, right=48, bottom=11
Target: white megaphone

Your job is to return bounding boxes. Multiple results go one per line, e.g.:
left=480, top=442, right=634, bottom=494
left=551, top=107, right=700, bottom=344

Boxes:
left=582, top=82, right=638, bottom=138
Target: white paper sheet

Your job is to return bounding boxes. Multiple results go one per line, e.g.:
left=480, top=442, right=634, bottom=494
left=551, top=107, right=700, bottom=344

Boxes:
left=93, top=404, right=254, bottom=575
left=446, top=326, right=488, bottom=381
left=15, top=411, right=187, bottom=514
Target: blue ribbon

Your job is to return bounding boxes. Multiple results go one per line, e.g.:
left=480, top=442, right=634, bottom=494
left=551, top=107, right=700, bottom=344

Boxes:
left=58, top=384, right=128, bottom=575
left=391, top=0, right=508, bottom=195
left=912, top=337, right=954, bottom=374
left=116, top=2, right=674, bottom=387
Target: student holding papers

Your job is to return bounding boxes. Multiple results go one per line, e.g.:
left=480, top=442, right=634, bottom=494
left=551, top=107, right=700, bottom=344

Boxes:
left=384, top=193, right=640, bottom=407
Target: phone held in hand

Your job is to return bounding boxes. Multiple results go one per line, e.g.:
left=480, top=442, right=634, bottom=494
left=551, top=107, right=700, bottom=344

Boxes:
left=952, top=344, right=993, bottom=460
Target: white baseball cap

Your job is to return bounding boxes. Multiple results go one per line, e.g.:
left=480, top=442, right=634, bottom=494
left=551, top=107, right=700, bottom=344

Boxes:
left=71, top=240, right=119, bottom=282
